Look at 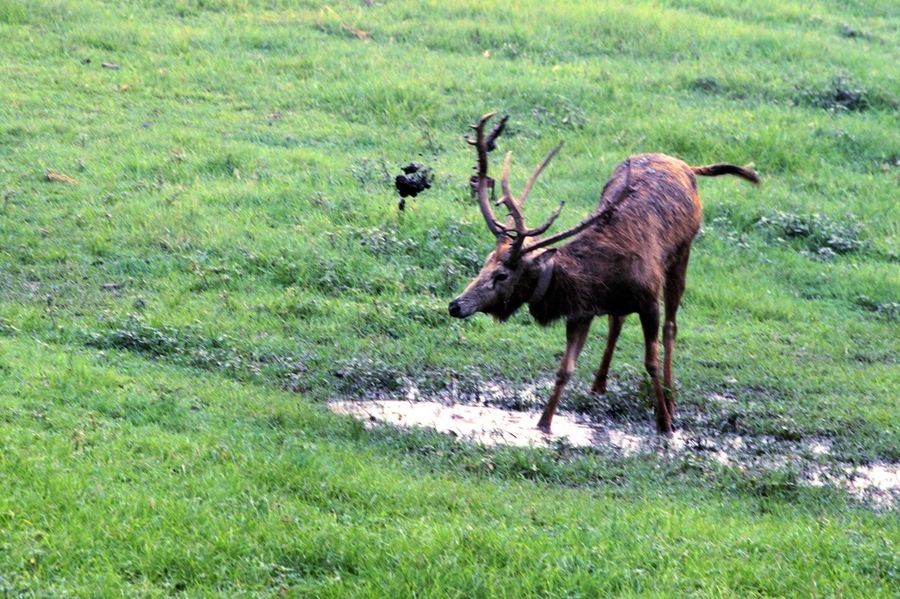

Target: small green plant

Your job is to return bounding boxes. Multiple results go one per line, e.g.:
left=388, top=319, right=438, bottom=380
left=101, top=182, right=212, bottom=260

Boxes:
left=529, top=95, right=587, bottom=129
left=333, top=355, right=404, bottom=397
left=856, top=295, right=900, bottom=321
left=798, top=75, right=870, bottom=112
left=838, top=22, right=871, bottom=40
left=346, top=225, right=419, bottom=257
left=756, top=211, right=866, bottom=255
left=348, top=157, right=392, bottom=189
left=689, top=76, right=721, bottom=94
left=735, top=465, right=802, bottom=501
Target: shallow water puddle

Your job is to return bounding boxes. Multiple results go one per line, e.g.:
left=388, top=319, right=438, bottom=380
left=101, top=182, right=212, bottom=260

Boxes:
left=329, top=399, right=900, bottom=507
left=329, top=400, right=597, bottom=447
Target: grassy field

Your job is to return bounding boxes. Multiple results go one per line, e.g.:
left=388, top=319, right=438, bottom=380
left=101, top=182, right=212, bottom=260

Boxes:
left=1, top=0, right=899, bottom=595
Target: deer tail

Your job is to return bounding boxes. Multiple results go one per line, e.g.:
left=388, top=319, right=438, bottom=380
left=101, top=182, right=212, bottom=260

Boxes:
left=691, top=163, right=760, bottom=185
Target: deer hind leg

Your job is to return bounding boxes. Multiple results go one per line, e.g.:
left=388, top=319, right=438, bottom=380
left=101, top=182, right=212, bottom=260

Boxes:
left=537, top=318, right=592, bottom=433
left=662, top=244, right=691, bottom=417
left=638, top=305, right=672, bottom=437
left=591, top=315, right=626, bottom=394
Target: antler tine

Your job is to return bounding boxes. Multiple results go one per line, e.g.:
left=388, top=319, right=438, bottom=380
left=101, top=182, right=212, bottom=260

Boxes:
left=499, top=151, right=524, bottom=229
left=498, top=151, right=529, bottom=257
left=499, top=151, right=514, bottom=202
left=498, top=152, right=564, bottom=237
left=521, top=159, right=635, bottom=256
left=467, top=112, right=504, bottom=237
left=485, top=114, right=509, bottom=152
left=517, top=142, right=563, bottom=207
left=520, top=210, right=605, bottom=255
left=498, top=143, right=568, bottom=260
left=468, top=111, right=497, bottom=131
left=523, top=201, right=564, bottom=237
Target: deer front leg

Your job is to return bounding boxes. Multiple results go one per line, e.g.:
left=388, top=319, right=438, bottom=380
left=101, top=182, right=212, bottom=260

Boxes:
left=537, top=318, right=592, bottom=433
left=638, top=307, right=672, bottom=437
left=591, top=314, right=626, bottom=394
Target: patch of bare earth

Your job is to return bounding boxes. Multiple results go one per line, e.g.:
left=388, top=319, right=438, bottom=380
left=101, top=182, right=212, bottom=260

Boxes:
left=330, top=397, right=900, bottom=508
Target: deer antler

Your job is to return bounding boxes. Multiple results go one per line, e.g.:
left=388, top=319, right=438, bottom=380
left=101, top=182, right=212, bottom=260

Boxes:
left=518, top=209, right=606, bottom=255
left=519, top=158, right=634, bottom=256
left=484, top=114, right=508, bottom=152
left=466, top=113, right=509, bottom=237
left=498, top=149, right=566, bottom=258
left=517, top=142, right=562, bottom=208
left=466, top=113, right=633, bottom=261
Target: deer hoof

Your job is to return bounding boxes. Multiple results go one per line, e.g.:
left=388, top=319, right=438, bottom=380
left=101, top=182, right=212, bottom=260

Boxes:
left=656, top=426, right=674, bottom=439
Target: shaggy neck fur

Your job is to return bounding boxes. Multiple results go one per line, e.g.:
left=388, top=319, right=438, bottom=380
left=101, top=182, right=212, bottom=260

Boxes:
left=527, top=241, right=632, bottom=326
left=528, top=250, right=586, bottom=325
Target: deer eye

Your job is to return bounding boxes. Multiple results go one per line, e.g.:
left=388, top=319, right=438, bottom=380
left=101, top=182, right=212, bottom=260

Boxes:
left=493, top=272, right=509, bottom=283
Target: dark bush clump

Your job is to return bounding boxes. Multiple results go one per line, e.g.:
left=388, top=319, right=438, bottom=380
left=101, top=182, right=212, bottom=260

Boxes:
left=800, top=75, right=868, bottom=111
left=756, top=211, right=866, bottom=257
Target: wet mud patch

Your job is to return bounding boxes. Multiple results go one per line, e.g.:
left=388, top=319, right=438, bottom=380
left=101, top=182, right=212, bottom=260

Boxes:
left=330, top=391, right=900, bottom=508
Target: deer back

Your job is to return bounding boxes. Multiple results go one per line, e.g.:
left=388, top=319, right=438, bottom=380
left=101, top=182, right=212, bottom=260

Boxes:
left=529, top=153, right=703, bottom=323
left=587, top=153, right=702, bottom=258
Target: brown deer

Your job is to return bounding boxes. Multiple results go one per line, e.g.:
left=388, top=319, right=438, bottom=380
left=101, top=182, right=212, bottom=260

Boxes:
left=448, top=113, right=759, bottom=436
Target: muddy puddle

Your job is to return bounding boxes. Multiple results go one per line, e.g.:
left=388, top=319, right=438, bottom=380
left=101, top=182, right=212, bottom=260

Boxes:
left=330, top=399, right=900, bottom=508
left=330, top=400, right=597, bottom=447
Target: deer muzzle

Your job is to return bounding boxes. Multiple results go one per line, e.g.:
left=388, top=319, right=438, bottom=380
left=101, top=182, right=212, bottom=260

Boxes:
left=447, top=298, right=465, bottom=318
left=448, top=296, right=479, bottom=318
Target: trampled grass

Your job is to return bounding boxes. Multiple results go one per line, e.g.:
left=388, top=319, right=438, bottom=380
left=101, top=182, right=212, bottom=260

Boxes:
left=1, top=0, right=899, bottom=595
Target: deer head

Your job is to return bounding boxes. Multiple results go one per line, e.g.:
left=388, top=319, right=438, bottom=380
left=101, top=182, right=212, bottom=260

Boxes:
left=448, top=113, right=606, bottom=321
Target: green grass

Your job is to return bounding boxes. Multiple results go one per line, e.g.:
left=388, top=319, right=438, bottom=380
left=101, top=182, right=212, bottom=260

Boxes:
left=2, top=336, right=900, bottom=596
left=1, top=0, right=899, bottom=595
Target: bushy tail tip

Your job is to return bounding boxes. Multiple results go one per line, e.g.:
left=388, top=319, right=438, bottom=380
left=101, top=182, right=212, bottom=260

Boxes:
left=692, top=163, right=761, bottom=185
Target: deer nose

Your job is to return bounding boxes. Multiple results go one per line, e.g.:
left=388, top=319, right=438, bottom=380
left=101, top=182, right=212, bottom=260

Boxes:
left=448, top=300, right=462, bottom=318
